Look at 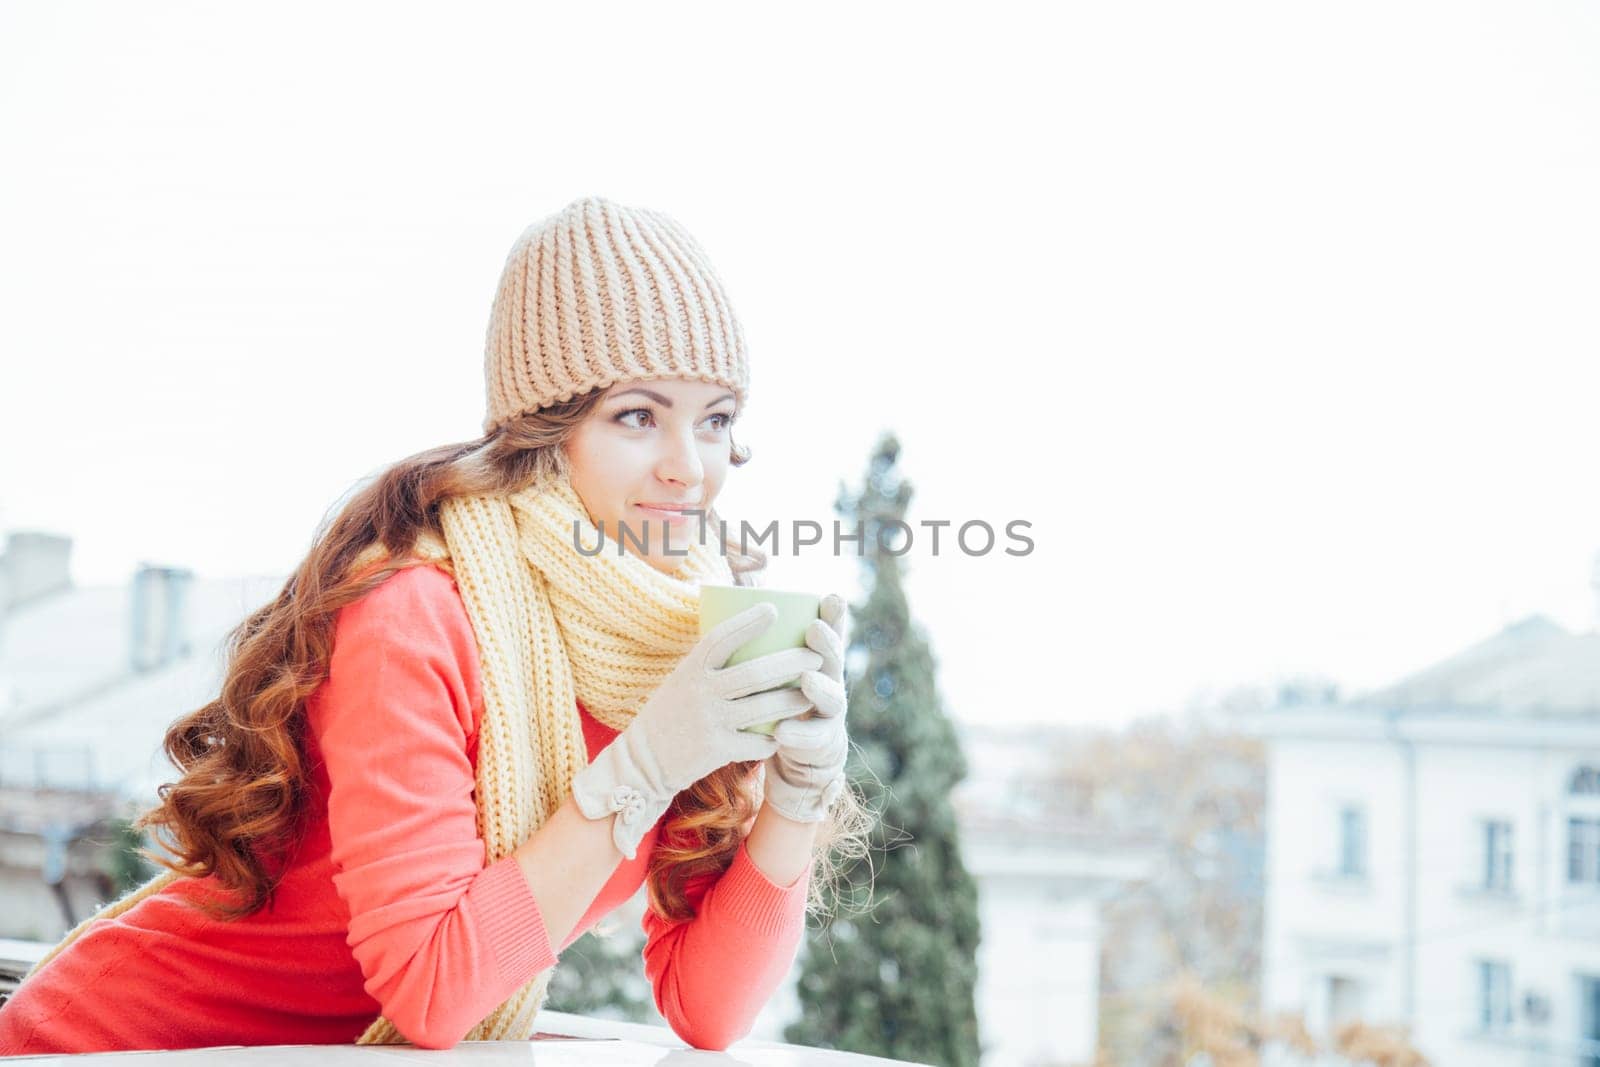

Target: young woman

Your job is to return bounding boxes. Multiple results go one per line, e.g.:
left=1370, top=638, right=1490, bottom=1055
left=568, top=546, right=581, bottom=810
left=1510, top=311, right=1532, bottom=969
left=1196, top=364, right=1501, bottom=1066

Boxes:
left=0, top=196, right=872, bottom=1054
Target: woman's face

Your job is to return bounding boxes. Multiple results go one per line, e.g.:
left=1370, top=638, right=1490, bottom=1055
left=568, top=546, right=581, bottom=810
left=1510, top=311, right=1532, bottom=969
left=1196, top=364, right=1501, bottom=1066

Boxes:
left=563, top=377, right=739, bottom=574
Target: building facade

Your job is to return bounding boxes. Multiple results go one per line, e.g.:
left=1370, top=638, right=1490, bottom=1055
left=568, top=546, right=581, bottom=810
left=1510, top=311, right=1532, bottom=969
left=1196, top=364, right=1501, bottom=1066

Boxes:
left=1258, top=615, right=1600, bottom=1066
left=0, top=530, right=283, bottom=940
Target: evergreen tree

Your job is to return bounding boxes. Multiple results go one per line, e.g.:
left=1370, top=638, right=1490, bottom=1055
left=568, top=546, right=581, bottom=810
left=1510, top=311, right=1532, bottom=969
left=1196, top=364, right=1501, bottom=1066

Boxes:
left=106, top=816, right=156, bottom=895
left=783, top=432, right=983, bottom=1067
left=543, top=916, right=660, bottom=1023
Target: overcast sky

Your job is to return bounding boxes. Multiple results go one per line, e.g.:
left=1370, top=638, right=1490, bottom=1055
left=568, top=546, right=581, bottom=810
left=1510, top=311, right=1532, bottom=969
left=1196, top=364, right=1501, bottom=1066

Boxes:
left=3, top=2, right=1598, bottom=729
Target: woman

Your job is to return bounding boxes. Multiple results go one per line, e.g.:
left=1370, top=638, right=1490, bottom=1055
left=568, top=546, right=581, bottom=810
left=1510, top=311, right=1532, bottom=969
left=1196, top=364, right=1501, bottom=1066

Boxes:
left=0, top=196, right=872, bottom=1054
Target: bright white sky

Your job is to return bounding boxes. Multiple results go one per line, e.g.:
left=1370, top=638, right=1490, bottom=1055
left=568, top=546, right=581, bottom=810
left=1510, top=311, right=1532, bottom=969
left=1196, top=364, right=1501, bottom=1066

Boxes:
left=2, top=2, right=1598, bottom=729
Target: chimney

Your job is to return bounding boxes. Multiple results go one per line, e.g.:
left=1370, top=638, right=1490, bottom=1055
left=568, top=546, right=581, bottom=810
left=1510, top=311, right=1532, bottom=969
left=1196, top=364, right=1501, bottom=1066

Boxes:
left=0, top=531, right=74, bottom=613
left=130, top=564, right=194, bottom=672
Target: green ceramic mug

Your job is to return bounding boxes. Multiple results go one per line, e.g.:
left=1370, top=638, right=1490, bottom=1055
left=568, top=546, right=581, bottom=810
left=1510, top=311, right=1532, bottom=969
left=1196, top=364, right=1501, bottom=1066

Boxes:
left=698, top=584, right=822, bottom=735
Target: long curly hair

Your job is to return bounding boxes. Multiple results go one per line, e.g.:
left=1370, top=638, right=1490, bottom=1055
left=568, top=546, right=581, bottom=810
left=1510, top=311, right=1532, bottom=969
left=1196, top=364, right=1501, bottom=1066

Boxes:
left=136, top=386, right=875, bottom=927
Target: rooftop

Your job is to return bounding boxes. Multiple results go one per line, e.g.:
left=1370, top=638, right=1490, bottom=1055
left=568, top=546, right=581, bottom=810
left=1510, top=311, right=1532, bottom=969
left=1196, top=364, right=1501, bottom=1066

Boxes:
left=0, top=567, right=285, bottom=799
left=1350, top=614, right=1600, bottom=719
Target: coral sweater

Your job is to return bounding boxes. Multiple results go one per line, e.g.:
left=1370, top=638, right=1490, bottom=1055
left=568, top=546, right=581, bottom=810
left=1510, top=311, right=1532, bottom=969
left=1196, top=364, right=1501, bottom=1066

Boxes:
left=0, top=564, right=809, bottom=1055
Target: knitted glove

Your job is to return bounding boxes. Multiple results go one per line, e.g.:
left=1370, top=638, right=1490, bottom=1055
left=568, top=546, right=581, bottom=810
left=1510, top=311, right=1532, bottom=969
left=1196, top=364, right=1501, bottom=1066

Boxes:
left=762, top=594, right=851, bottom=823
left=571, top=602, right=822, bottom=860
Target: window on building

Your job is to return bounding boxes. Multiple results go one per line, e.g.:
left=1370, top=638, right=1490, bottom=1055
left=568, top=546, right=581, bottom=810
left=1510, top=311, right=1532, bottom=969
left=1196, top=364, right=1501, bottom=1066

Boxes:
left=1327, top=975, right=1363, bottom=1028
left=1338, top=805, right=1367, bottom=878
left=1477, top=960, right=1512, bottom=1032
left=1570, top=817, right=1600, bottom=885
left=1482, top=819, right=1513, bottom=892
left=1572, top=766, right=1600, bottom=890
left=1579, top=975, right=1600, bottom=1067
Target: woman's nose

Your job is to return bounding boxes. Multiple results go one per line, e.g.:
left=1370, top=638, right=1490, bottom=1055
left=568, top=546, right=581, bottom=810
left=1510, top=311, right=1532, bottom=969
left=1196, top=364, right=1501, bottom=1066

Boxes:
left=655, top=425, right=704, bottom=487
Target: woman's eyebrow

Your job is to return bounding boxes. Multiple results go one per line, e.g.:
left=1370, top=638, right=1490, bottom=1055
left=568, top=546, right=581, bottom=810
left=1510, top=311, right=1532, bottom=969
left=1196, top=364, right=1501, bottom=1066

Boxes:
left=608, top=387, right=737, bottom=409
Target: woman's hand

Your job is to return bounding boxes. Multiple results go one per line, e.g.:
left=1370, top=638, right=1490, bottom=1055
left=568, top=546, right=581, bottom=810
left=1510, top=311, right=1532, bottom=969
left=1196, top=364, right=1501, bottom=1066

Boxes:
left=571, top=602, right=820, bottom=860
left=762, top=594, right=851, bottom=823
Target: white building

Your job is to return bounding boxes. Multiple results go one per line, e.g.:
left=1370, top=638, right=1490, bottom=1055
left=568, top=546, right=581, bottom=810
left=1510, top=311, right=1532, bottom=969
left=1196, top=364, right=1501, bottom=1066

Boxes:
left=957, top=808, right=1156, bottom=1067
left=1257, top=613, right=1600, bottom=1066
left=908, top=724, right=1161, bottom=1066
left=0, top=530, right=284, bottom=939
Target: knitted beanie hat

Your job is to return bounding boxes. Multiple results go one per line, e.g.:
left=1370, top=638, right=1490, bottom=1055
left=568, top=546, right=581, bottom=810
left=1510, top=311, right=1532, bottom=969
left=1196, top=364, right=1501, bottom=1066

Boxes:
left=482, top=195, right=751, bottom=434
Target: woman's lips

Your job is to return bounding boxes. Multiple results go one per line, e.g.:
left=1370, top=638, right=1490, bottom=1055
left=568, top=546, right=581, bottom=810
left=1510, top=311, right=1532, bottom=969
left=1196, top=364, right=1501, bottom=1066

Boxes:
left=634, top=503, right=695, bottom=524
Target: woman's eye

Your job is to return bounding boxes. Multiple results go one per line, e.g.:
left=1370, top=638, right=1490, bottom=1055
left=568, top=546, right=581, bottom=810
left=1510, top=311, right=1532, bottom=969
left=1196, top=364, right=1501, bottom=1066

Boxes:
left=614, top=408, right=653, bottom=429
left=613, top=408, right=733, bottom=432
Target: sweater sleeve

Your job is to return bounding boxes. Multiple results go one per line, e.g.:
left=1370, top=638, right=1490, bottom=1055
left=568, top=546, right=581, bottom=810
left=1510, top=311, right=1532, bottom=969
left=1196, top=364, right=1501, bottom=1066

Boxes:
left=640, top=831, right=811, bottom=1051
left=306, top=564, right=556, bottom=1050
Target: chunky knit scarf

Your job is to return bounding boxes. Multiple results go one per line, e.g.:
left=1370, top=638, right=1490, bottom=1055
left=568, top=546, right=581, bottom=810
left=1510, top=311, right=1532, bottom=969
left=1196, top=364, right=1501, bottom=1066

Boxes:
left=25, top=470, right=736, bottom=1046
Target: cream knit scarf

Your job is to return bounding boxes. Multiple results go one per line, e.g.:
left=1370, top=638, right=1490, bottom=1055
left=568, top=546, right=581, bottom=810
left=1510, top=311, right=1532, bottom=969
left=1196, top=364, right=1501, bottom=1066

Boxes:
left=26, top=470, right=735, bottom=1046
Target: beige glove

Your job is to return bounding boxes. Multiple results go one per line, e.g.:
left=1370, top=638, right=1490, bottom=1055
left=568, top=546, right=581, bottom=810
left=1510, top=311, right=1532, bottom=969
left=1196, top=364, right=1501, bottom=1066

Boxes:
left=570, top=602, right=823, bottom=859
left=762, top=594, right=851, bottom=823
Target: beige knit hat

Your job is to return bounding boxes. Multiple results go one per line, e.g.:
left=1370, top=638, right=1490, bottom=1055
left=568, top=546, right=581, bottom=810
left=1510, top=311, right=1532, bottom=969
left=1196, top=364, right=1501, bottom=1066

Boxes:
left=482, top=195, right=751, bottom=434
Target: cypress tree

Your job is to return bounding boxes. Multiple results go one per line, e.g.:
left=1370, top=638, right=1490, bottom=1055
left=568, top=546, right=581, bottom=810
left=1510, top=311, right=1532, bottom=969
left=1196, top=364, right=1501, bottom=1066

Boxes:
left=783, top=432, right=983, bottom=1067
left=544, top=920, right=659, bottom=1023
left=106, top=816, right=156, bottom=896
